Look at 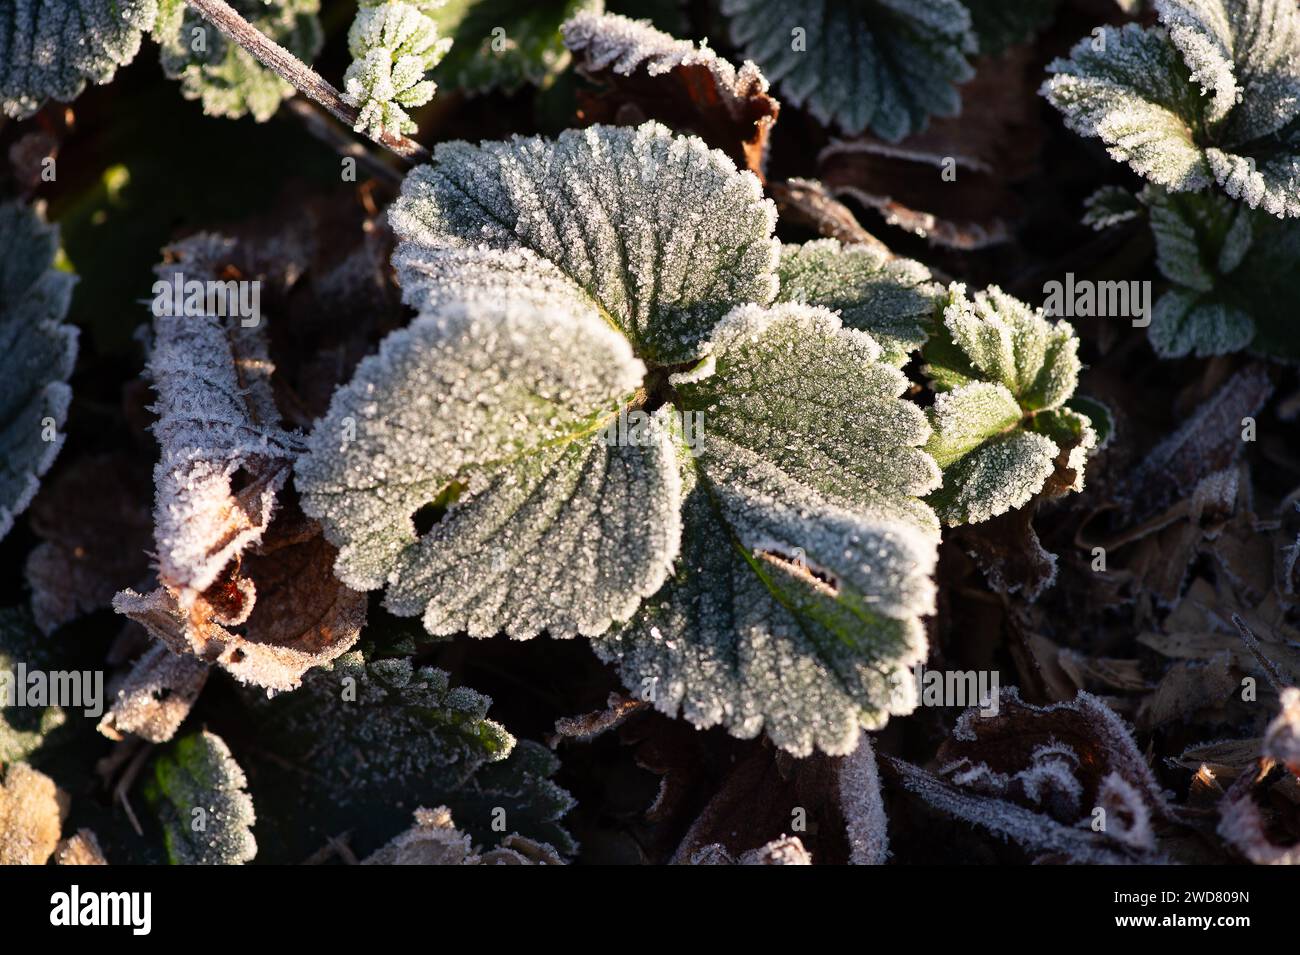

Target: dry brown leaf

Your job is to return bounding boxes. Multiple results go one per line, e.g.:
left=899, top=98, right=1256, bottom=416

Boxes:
left=56, top=829, right=108, bottom=865
left=0, top=762, right=67, bottom=865
left=362, top=806, right=565, bottom=865
left=98, top=643, right=210, bottom=743
left=563, top=11, right=779, bottom=181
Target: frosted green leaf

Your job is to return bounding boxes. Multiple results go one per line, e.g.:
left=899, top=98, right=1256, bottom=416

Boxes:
left=388, top=122, right=780, bottom=366
left=1082, top=185, right=1144, bottom=230
left=718, top=0, right=976, bottom=140
left=965, top=0, right=1059, bottom=55
left=1140, top=185, right=1300, bottom=358
left=441, top=740, right=577, bottom=854
left=429, top=0, right=601, bottom=94
left=144, top=730, right=257, bottom=865
left=344, top=1, right=452, bottom=140
left=296, top=299, right=682, bottom=639
left=1043, top=1, right=1300, bottom=217
left=775, top=239, right=940, bottom=367
left=0, top=201, right=78, bottom=544
left=156, top=0, right=323, bottom=121
left=594, top=303, right=942, bottom=757
left=922, top=285, right=1092, bottom=525
left=0, top=0, right=157, bottom=119
left=0, top=608, right=68, bottom=763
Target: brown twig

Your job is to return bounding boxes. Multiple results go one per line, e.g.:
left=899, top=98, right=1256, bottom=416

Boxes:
left=187, top=0, right=429, bottom=162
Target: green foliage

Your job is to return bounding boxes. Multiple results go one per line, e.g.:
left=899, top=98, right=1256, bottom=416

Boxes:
left=0, top=608, right=68, bottom=763
left=156, top=0, right=324, bottom=121
left=344, top=1, right=452, bottom=139
left=718, top=0, right=977, bottom=140
left=965, top=0, right=1060, bottom=55
left=0, top=0, right=157, bottom=119
left=429, top=0, right=602, bottom=94
left=1043, top=0, right=1300, bottom=217
left=298, top=122, right=947, bottom=755
left=144, top=730, right=258, bottom=865
left=0, top=201, right=77, bottom=544
left=922, top=285, right=1094, bottom=525
left=1141, top=185, right=1300, bottom=358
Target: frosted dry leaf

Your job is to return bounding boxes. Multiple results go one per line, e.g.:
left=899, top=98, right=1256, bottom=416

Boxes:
left=98, top=643, right=211, bottom=744
left=388, top=121, right=780, bottom=366
left=1043, top=1, right=1300, bottom=217
left=147, top=233, right=304, bottom=606
left=363, top=805, right=566, bottom=864
left=1216, top=760, right=1300, bottom=864
left=838, top=734, right=890, bottom=864
left=561, top=11, right=779, bottom=178
left=56, top=829, right=108, bottom=866
left=24, top=453, right=151, bottom=634
left=921, top=284, right=1093, bottom=525
left=343, top=1, right=451, bottom=140
left=1082, top=185, right=1144, bottom=230
left=776, top=239, right=940, bottom=367
left=691, top=835, right=813, bottom=865
left=144, top=729, right=257, bottom=865
left=156, top=0, right=324, bottom=122
left=719, top=0, right=976, bottom=141
left=1263, top=687, right=1300, bottom=775
left=595, top=303, right=942, bottom=756
left=0, top=201, right=78, bottom=544
left=0, top=761, right=67, bottom=865
left=0, top=0, right=156, bottom=119
left=297, top=299, right=682, bottom=640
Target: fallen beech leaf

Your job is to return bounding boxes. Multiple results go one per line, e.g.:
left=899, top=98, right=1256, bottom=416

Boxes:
left=1136, top=654, right=1237, bottom=733
left=563, top=11, right=779, bottom=180
left=364, top=805, right=566, bottom=865
left=691, top=835, right=812, bottom=865
left=0, top=762, right=67, bottom=865
left=1217, top=762, right=1300, bottom=865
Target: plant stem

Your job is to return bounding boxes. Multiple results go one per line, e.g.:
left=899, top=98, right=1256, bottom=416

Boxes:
left=187, top=0, right=429, bottom=162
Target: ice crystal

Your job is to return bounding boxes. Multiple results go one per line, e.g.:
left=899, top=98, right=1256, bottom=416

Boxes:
left=1043, top=0, right=1300, bottom=217
left=0, top=0, right=156, bottom=119
left=922, top=285, right=1095, bottom=525
left=0, top=201, right=77, bottom=544
left=343, top=1, right=452, bottom=140
left=156, top=0, right=324, bottom=121
left=144, top=730, right=257, bottom=865
left=299, top=122, right=947, bottom=756
left=718, top=0, right=977, bottom=140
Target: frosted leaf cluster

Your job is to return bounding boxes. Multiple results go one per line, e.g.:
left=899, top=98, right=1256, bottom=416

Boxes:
left=718, top=0, right=976, bottom=140
left=1103, top=185, right=1300, bottom=359
left=144, top=730, right=257, bottom=865
left=922, top=285, right=1094, bottom=525
left=1043, top=0, right=1300, bottom=217
left=427, top=0, right=599, bottom=94
left=363, top=806, right=565, bottom=864
left=343, top=0, right=452, bottom=140
left=0, top=202, right=78, bottom=544
left=0, top=0, right=157, bottom=119
left=156, top=0, right=324, bottom=121
left=299, top=122, right=947, bottom=756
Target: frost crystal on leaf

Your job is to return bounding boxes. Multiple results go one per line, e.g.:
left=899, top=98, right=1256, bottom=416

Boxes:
left=1043, top=0, right=1300, bottom=217
left=388, top=122, right=780, bottom=365
left=0, top=0, right=157, bottom=119
left=428, top=0, right=600, bottom=94
left=0, top=761, right=66, bottom=865
left=156, top=0, right=324, bottom=121
left=776, top=238, right=940, bottom=367
left=343, top=1, right=452, bottom=140
left=0, top=201, right=77, bottom=544
left=718, top=0, right=977, bottom=140
left=922, top=284, right=1094, bottom=525
left=144, top=730, right=257, bottom=865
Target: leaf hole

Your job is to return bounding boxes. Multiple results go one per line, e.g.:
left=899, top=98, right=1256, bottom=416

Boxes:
left=411, top=481, right=468, bottom=536
left=756, top=548, right=840, bottom=597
